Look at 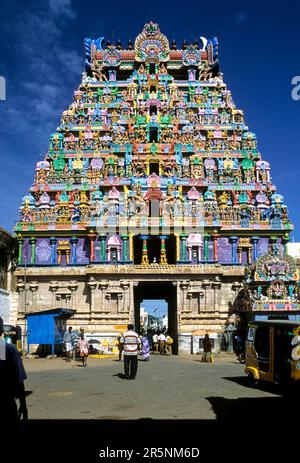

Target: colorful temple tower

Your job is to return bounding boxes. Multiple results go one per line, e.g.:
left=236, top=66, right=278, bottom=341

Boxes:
left=14, top=22, right=298, bottom=352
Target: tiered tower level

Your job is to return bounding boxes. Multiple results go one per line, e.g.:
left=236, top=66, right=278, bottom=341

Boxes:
left=14, top=23, right=296, bottom=349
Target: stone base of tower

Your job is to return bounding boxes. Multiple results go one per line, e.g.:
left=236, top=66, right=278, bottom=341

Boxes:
left=14, top=264, right=245, bottom=354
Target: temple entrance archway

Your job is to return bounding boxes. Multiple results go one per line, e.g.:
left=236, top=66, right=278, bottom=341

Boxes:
left=134, top=281, right=178, bottom=354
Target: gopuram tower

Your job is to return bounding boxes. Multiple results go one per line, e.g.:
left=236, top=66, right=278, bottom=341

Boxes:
left=14, top=22, right=297, bottom=353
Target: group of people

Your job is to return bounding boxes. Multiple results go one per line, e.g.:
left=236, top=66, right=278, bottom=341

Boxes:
left=152, top=331, right=173, bottom=356
left=63, top=326, right=89, bottom=367
left=0, top=315, right=216, bottom=430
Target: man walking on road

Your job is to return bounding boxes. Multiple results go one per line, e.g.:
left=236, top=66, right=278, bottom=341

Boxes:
left=63, top=326, right=75, bottom=362
left=120, top=324, right=141, bottom=380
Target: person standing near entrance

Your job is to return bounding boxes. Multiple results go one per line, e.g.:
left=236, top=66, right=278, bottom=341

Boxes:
left=152, top=332, right=159, bottom=354
left=140, top=333, right=150, bottom=361
left=165, top=332, right=173, bottom=355
left=158, top=331, right=166, bottom=355
left=117, top=333, right=124, bottom=361
left=201, top=333, right=213, bottom=363
left=63, top=326, right=74, bottom=362
left=120, top=324, right=141, bottom=379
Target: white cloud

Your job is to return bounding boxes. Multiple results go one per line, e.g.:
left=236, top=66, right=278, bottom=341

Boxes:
left=48, top=0, right=76, bottom=20
left=0, top=0, right=82, bottom=148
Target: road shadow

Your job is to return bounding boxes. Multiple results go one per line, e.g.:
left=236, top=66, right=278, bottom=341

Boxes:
left=113, top=373, right=129, bottom=380
left=207, top=394, right=299, bottom=423
left=222, top=375, right=295, bottom=396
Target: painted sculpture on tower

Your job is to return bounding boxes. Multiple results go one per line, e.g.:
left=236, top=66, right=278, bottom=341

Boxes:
left=15, top=22, right=293, bottom=271
left=234, top=242, right=299, bottom=323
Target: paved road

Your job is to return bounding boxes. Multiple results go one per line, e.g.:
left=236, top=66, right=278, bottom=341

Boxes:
left=22, top=353, right=294, bottom=422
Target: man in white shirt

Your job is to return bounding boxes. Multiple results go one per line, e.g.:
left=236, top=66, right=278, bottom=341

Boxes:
left=152, top=332, right=159, bottom=355
left=120, top=324, right=141, bottom=379
left=158, top=332, right=166, bottom=355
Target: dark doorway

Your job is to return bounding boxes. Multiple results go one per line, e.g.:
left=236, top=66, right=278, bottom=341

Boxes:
left=147, top=236, right=161, bottom=263
left=149, top=127, right=158, bottom=142
left=134, top=281, right=178, bottom=354
left=165, top=235, right=177, bottom=264
left=133, top=235, right=176, bottom=265
left=150, top=162, right=159, bottom=175
left=133, top=236, right=142, bottom=264
left=150, top=105, right=157, bottom=115
left=149, top=63, right=156, bottom=75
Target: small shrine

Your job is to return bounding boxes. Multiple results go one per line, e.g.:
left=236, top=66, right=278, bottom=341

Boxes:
left=236, top=243, right=299, bottom=322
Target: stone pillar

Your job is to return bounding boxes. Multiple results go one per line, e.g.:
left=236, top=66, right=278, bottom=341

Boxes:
left=204, top=234, right=210, bottom=262
left=117, top=293, right=123, bottom=313
left=89, top=234, right=97, bottom=262
left=99, top=281, right=108, bottom=312
left=65, top=247, right=71, bottom=265
left=141, top=235, right=149, bottom=265
left=70, top=237, right=78, bottom=264
left=230, top=236, right=238, bottom=264
left=181, top=234, right=188, bottom=261
left=251, top=236, right=259, bottom=261
left=159, top=235, right=168, bottom=264
left=202, top=281, right=211, bottom=311
left=128, top=281, right=135, bottom=321
left=129, top=235, right=134, bottom=262
left=247, top=247, right=252, bottom=264
left=49, top=281, right=59, bottom=308
left=29, top=281, right=38, bottom=309
left=69, top=280, right=78, bottom=309
left=65, top=294, right=71, bottom=309
left=100, top=234, right=106, bottom=262
left=187, top=293, right=192, bottom=312
left=212, top=234, right=219, bottom=262
left=56, top=294, right=62, bottom=309
left=121, top=234, right=129, bottom=261
left=17, top=237, right=24, bottom=266
left=29, top=237, right=37, bottom=265
left=106, top=293, right=111, bottom=313
left=16, top=279, right=25, bottom=313
left=121, top=282, right=130, bottom=312
left=232, top=281, right=242, bottom=313
left=180, top=281, right=190, bottom=313
left=237, top=245, right=242, bottom=264
left=212, top=279, right=221, bottom=314
left=50, top=237, right=57, bottom=264
left=87, top=277, right=97, bottom=319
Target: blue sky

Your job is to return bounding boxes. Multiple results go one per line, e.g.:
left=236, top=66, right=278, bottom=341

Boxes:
left=0, top=0, right=300, bottom=238
left=141, top=300, right=168, bottom=318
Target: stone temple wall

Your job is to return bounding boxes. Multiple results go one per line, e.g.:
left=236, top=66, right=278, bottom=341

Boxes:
left=14, top=264, right=244, bottom=353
